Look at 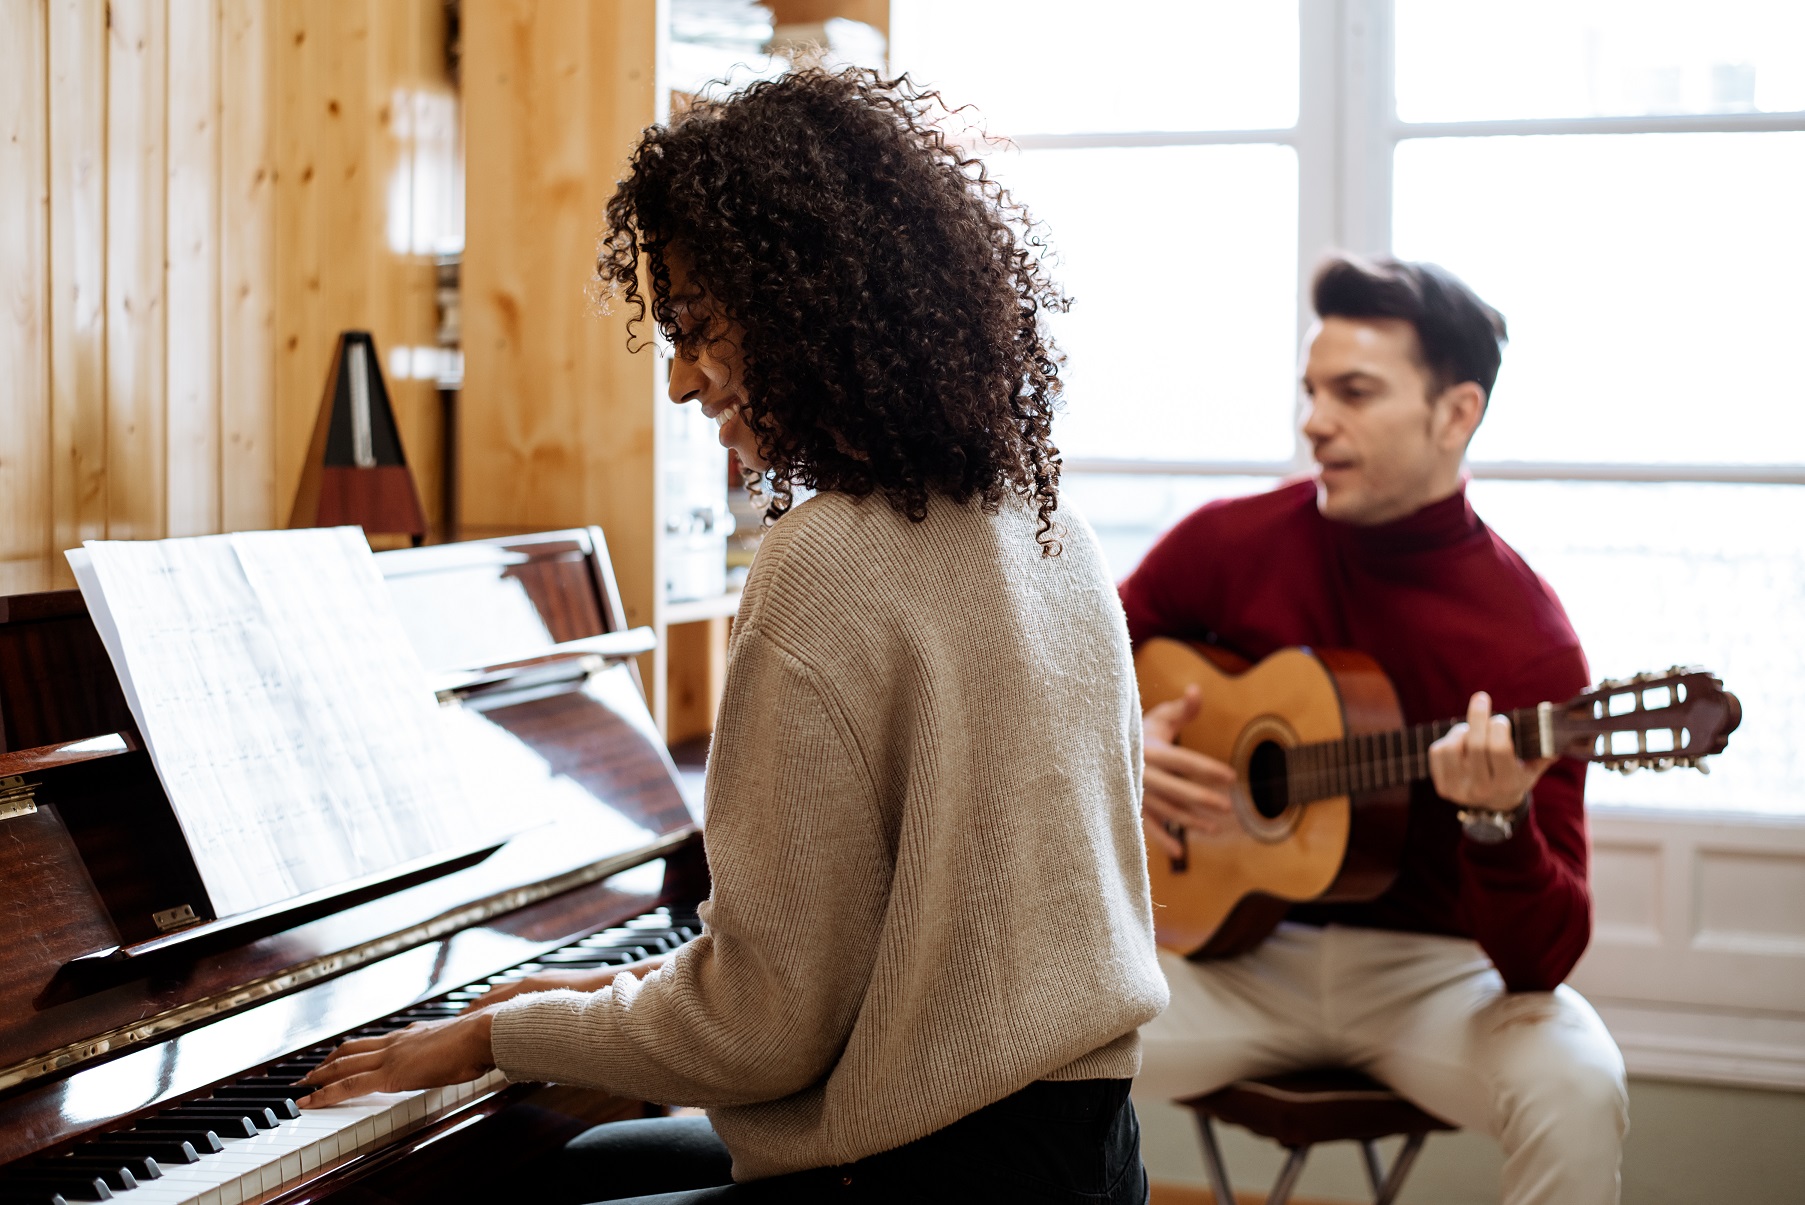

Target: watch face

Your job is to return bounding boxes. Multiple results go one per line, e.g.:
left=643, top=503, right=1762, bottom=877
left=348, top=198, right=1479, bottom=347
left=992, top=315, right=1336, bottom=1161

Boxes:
left=1458, top=809, right=1515, bottom=844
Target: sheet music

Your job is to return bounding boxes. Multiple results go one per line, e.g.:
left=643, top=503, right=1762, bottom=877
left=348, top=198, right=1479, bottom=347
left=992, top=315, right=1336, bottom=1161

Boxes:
left=69, top=528, right=505, bottom=919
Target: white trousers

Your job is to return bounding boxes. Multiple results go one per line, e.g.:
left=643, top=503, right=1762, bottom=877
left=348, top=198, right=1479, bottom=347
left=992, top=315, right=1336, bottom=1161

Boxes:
left=1137, top=924, right=1628, bottom=1205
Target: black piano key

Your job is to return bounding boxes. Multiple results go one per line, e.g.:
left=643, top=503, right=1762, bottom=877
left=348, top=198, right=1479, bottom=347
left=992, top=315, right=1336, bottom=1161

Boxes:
left=80, top=1136, right=204, bottom=1164
left=135, top=1114, right=256, bottom=1140
left=0, top=1191, right=70, bottom=1205
left=113, top=1126, right=224, bottom=1154
left=213, top=1094, right=300, bottom=1118
left=223, top=1078, right=317, bottom=1098
left=170, top=1104, right=282, bottom=1130
left=584, top=940, right=658, bottom=956
left=535, top=949, right=630, bottom=965
left=41, top=1160, right=147, bottom=1190
left=0, top=1172, right=112, bottom=1201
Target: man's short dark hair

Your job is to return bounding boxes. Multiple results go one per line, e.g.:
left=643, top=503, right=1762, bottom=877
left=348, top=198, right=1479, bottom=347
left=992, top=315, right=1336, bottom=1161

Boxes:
left=1311, top=254, right=1508, bottom=401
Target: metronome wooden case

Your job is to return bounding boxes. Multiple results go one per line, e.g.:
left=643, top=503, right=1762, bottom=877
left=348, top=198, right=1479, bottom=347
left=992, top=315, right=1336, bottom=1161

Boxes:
left=289, top=331, right=429, bottom=542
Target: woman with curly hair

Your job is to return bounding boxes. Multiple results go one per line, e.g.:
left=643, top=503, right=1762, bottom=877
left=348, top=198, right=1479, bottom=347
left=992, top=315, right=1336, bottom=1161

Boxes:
left=300, top=68, right=1166, bottom=1203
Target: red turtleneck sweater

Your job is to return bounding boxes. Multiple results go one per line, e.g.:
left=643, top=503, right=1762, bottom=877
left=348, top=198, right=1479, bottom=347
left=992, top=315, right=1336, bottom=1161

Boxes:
left=1119, top=479, right=1592, bottom=991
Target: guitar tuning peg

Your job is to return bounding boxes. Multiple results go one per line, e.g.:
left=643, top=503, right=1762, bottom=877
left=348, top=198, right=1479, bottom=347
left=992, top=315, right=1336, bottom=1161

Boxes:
left=1653, top=758, right=1673, bottom=772
left=1617, top=758, right=1640, bottom=775
left=1695, top=757, right=1711, bottom=776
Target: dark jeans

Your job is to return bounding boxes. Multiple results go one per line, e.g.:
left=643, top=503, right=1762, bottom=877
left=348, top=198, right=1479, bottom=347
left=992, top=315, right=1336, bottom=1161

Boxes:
left=553, top=1078, right=1148, bottom=1204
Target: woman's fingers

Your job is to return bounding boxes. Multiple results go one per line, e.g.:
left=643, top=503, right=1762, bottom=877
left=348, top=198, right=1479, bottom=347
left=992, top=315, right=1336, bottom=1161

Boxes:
left=315, top=1033, right=393, bottom=1058
left=298, top=1014, right=495, bottom=1110
left=299, top=1047, right=387, bottom=1088
left=296, top=1071, right=389, bottom=1110
left=462, top=980, right=526, bottom=1013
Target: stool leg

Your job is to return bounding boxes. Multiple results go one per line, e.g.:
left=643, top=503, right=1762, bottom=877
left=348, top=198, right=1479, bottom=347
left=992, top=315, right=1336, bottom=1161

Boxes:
left=1192, top=1114, right=1236, bottom=1205
left=1266, top=1146, right=1310, bottom=1205
left=1360, top=1140, right=1387, bottom=1196
left=1371, top=1131, right=1430, bottom=1205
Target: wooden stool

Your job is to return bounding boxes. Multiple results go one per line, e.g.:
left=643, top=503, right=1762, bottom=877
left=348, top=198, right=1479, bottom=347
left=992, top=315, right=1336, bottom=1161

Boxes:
left=1179, top=1068, right=1456, bottom=1205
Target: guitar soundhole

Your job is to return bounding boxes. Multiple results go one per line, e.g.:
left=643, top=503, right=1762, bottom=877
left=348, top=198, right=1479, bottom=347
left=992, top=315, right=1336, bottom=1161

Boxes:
left=1248, top=740, right=1289, bottom=820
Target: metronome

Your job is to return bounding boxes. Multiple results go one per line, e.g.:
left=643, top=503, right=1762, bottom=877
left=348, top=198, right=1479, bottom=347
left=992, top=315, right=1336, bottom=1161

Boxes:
left=288, top=331, right=429, bottom=544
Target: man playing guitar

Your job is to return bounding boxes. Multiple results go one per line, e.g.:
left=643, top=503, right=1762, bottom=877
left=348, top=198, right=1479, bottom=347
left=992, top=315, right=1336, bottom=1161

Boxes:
left=1125, top=255, right=1627, bottom=1204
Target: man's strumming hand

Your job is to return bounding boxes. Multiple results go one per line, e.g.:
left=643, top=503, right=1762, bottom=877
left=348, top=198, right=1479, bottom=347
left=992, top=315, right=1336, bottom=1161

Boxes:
left=1142, top=685, right=1236, bottom=856
left=1429, top=691, right=1555, bottom=814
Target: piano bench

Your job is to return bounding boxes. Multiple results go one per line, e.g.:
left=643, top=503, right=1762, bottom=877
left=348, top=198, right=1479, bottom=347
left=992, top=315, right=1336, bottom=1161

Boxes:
left=1177, top=1068, right=1457, bottom=1205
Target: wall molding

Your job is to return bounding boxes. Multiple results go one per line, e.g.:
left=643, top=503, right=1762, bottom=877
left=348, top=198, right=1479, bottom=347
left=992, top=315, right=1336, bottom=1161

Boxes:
left=1579, top=807, right=1805, bottom=1092
left=1595, top=1000, right=1805, bottom=1092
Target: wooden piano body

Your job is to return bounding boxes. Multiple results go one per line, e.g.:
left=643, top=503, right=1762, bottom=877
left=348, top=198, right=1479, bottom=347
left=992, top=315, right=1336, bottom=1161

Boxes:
left=0, top=530, right=707, bottom=1203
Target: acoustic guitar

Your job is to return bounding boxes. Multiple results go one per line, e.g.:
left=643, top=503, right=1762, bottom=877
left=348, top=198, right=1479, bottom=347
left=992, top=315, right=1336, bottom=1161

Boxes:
left=1134, top=639, right=1742, bottom=958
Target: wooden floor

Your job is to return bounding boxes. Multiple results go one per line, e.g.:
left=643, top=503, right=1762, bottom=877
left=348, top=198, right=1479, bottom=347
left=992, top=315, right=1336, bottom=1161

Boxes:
left=1150, top=1183, right=1338, bottom=1205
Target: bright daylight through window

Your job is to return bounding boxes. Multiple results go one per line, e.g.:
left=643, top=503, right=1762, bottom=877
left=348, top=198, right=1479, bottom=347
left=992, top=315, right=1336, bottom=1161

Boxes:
left=890, top=0, right=1805, bottom=814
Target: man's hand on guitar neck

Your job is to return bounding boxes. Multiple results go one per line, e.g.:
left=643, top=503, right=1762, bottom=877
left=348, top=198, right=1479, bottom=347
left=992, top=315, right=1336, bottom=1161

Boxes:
left=1143, top=685, right=1236, bottom=856
left=1429, top=691, right=1557, bottom=813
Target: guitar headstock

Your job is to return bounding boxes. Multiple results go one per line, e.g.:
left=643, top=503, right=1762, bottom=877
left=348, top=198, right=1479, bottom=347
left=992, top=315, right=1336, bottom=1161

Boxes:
left=1550, top=667, right=1741, bottom=774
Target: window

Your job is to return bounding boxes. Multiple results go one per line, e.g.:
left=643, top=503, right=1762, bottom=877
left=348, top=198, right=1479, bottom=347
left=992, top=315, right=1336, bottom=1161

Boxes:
left=891, top=0, right=1805, bottom=815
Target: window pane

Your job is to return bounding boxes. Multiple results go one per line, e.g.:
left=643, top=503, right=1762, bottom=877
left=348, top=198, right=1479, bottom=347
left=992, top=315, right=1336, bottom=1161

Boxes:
left=1469, top=480, right=1803, bottom=814
left=986, top=144, right=1299, bottom=463
left=1062, top=473, right=1281, bottom=578
left=1396, top=0, right=1805, bottom=122
left=1393, top=133, right=1805, bottom=465
left=888, top=0, right=1298, bottom=135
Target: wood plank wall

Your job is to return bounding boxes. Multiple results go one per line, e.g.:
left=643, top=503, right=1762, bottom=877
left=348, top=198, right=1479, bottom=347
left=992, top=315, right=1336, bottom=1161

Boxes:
left=460, top=0, right=666, bottom=717
left=0, top=0, right=454, bottom=592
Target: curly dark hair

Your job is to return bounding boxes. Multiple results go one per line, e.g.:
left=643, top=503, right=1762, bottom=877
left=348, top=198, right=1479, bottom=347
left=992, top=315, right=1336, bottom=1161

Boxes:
left=597, top=67, right=1068, bottom=551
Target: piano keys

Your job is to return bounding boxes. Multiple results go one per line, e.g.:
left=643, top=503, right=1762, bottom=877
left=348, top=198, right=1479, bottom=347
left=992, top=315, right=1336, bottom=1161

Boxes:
left=0, top=529, right=709, bottom=1204
left=0, top=906, right=700, bottom=1205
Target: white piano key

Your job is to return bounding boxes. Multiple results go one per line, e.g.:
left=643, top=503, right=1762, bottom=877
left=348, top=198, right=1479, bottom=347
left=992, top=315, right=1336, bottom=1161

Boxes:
left=99, top=1076, right=500, bottom=1205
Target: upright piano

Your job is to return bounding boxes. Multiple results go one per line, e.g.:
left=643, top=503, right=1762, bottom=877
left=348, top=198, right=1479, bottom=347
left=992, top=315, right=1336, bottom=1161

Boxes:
left=0, top=530, right=707, bottom=1204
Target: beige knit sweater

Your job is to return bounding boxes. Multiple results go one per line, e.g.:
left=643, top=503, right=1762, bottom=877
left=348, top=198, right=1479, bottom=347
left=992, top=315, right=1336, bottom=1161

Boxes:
left=491, top=491, right=1167, bottom=1180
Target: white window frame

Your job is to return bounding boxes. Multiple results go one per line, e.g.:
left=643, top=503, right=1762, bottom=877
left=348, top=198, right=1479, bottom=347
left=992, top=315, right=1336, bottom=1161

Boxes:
left=1004, top=0, right=1805, bottom=1087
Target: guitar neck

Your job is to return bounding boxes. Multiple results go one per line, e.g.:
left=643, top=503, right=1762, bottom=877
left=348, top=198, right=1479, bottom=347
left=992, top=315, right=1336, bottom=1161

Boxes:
left=1285, top=706, right=1544, bottom=805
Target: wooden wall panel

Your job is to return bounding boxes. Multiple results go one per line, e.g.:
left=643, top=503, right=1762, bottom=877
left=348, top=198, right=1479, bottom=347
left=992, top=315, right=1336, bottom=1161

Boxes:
left=104, top=0, right=169, bottom=542
left=376, top=0, right=453, bottom=534
left=167, top=0, right=223, bottom=537
left=47, top=0, right=108, bottom=580
left=462, top=0, right=664, bottom=711
left=220, top=0, right=279, bottom=533
left=0, top=0, right=51, bottom=594
left=4, top=0, right=455, bottom=592
left=273, top=0, right=449, bottom=542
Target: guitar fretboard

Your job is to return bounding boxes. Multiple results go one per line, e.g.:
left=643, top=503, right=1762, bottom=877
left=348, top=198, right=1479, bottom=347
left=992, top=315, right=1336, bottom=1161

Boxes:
left=1281, top=707, right=1542, bottom=806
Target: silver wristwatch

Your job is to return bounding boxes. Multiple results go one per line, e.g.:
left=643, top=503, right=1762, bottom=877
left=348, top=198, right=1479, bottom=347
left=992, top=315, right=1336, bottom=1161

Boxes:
left=1458, top=794, right=1532, bottom=845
